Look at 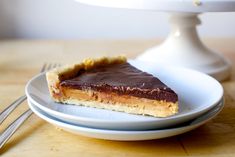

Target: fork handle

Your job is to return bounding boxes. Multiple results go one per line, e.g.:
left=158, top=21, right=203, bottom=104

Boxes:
left=0, top=95, right=27, bottom=125
left=0, top=109, right=33, bottom=149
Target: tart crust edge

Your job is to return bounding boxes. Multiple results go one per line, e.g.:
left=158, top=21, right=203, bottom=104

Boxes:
left=46, top=56, right=127, bottom=100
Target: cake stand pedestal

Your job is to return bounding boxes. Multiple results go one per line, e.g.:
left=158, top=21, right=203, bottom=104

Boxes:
left=137, top=13, right=231, bottom=81
left=75, top=0, right=235, bottom=81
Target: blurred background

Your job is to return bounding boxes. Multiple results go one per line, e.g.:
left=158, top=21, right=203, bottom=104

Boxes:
left=0, top=0, right=235, bottom=39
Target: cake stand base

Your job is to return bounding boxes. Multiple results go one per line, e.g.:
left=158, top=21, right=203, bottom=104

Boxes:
left=137, top=13, right=231, bottom=81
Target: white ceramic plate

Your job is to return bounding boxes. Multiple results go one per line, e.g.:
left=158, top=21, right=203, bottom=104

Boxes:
left=75, top=0, right=235, bottom=12
left=28, top=99, right=224, bottom=141
left=25, top=60, right=223, bottom=130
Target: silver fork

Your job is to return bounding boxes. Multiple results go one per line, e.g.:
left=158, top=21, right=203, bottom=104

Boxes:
left=0, top=63, right=59, bottom=149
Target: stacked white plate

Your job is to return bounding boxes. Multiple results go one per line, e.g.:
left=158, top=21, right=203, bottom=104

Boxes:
left=25, top=60, right=224, bottom=141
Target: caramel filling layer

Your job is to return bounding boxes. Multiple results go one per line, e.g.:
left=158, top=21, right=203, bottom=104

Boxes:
left=53, top=87, right=178, bottom=117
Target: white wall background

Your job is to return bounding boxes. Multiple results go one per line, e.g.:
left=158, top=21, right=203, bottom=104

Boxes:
left=0, top=0, right=235, bottom=39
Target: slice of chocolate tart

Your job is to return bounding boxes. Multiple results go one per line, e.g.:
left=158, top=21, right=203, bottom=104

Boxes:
left=46, top=56, right=178, bottom=117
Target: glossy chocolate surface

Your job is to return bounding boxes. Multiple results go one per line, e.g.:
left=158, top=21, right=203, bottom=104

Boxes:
left=60, top=63, right=178, bottom=103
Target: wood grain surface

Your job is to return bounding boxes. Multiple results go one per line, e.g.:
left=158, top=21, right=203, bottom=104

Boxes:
left=0, top=39, right=235, bottom=157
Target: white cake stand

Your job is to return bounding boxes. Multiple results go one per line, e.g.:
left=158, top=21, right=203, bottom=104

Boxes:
left=75, top=0, right=235, bottom=81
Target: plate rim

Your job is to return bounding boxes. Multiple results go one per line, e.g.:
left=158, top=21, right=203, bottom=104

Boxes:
left=28, top=99, right=224, bottom=134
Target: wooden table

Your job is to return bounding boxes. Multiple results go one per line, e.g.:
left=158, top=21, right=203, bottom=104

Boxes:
left=0, top=39, right=235, bottom=157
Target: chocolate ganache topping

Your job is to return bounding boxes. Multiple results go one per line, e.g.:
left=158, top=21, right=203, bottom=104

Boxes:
left=60, top=62, right=178, bottom=103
